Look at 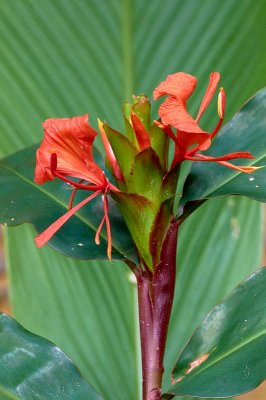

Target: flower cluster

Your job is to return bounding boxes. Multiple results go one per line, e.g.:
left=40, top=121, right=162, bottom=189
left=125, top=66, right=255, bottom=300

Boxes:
left=34, top=72, right=259, bottom=268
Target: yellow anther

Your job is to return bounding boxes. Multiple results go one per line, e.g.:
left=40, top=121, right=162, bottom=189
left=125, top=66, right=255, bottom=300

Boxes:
left=218, top=87, right=226, bottom=119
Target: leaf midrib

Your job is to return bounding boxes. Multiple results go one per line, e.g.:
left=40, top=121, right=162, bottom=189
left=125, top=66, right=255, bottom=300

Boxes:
left=0, top=385, right=20, bottom=400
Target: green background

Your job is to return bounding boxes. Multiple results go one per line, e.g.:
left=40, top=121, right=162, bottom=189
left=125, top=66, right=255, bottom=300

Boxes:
left=0, top=1, right=266, bottom=399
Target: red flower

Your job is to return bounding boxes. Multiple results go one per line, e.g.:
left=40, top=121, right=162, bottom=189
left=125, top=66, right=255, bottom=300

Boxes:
left=35, top=114, right=105, bottom=185
left=153, top=72, right=260, bottom=173
left=34, top=114, right=117, bottom=260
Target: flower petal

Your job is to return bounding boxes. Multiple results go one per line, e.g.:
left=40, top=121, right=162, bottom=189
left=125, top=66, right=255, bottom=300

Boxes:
left=172, top=131, right=211, bottom=167
left=158, top=97, right=206, bottom=133
left=153, top=72, right=197, bottom=101
left=130, top=112, right=151, bottom=151
left=35, top=114, right=105, bottom=186
left=196, top=72, right=220, bottom=122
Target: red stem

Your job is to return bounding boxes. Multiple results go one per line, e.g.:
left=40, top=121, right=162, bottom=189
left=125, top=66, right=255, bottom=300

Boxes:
left=135, top=220, right=179, bottom=400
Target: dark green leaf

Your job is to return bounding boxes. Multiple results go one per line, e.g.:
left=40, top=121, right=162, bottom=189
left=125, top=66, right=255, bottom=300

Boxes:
left=182, top=89, right=266, bottom=204
left=163, top=196, right=263, bottom=400
left=167, top=267, right=266, bottom=398
left=0, top=313, right=101, bottom=399
left=0, top=145, right=137, bottom=263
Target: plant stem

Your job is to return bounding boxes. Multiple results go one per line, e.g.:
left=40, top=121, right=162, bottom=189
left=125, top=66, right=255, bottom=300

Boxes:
left=135, top=219, right=179, bottom=400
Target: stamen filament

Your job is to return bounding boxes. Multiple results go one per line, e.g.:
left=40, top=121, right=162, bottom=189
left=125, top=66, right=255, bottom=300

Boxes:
left=53, top=171, right=106, bottom=191
left=94, top=187, right=112, bottom=261
left=210, top=118, right=223, bottom=139
left=68, top=180, right=85, bottom=210
left=35, top=190, right=102, bottom=248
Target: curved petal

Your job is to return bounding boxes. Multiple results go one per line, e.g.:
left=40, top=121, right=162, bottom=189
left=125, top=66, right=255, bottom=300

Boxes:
left=153, top=72, right=197, bottom=101
left=172, top=131, right=211, bottom=167
left=158, top=97, right=206, bottom=133
left=196, top=72, right=220, bottom=122
left=35, top=114, right=105, bottom=186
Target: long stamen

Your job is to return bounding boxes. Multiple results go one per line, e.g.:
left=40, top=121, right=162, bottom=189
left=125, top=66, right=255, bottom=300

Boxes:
left=103, top=190, right=112, bottom=261
left=35, top=190, right=102, bottom=248
left=53, top=170, right=106, bottom=191
left=68, top=179, right=85, bottom=210
left=94, top=186, right=112, bottom=261
left=46, top=153, right=114, bottom=260
left=210, top=88, right=226, bottom=139
left=68, top=187, right=79, bottom=210
left=95, top=213, right=106, bottom=245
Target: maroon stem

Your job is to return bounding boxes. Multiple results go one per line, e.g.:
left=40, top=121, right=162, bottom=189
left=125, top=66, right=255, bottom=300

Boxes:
left=135, top=220, right=179, bottom=400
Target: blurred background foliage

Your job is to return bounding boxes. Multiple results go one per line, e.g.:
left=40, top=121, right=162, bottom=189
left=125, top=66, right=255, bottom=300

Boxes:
left=0, top=0, right=266, bottom=399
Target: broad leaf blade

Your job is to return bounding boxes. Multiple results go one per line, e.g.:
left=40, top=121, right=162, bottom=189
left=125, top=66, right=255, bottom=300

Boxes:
left=182, top=89, right=266, bottom=203
left=168, top=267, right=266, bottom=398
left=0, top=313, right=101, bottom=400
left=163, top=196, right=262, bottom=399
left=5, top=227, right=140, bottom=400
left=0, top=145, right=137, bottom=262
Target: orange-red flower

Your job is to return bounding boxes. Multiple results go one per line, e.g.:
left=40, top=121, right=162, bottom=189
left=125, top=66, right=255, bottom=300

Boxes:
left=153, top=72, right=260, bottom=173
left=35, top=114, right=105, bottom=186
left=34, top=114, right=117, bottom=260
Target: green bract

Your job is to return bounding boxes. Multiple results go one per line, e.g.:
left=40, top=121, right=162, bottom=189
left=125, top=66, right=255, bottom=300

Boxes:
left=105, top=96, right=177, bottom=270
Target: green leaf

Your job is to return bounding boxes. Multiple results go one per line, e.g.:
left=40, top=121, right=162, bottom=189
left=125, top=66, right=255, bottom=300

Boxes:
left=0, top=313, right=101, bottom=399
left=0, top=145, right=137, bottom=263
left=182, top=88, right=266, bottom=204
left=5, top=228, right=140, bottom=400
left=163, top=196, right=263, bottom=400
left=167, top=267, right=266, bottom=398
left=1, top=1, right=266, bottom=400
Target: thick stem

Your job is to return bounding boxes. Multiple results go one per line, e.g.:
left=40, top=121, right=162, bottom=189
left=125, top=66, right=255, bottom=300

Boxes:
left=135, top=220, right=179, bottom=400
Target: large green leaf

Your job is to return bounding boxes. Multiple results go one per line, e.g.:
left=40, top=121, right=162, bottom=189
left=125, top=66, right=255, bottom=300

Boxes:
left=167, top=267, right=266, bottom=398
left=0, top=145, right=137, bottom=262
left=1, top=1, right=266, bottom=400
left=182, top=89, right=266, bottom=204
left=5, top=229, right=140, bottom=400
left=0, top=313, right=101, bottom=399
left=163, top=196, right=262, bottom=399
